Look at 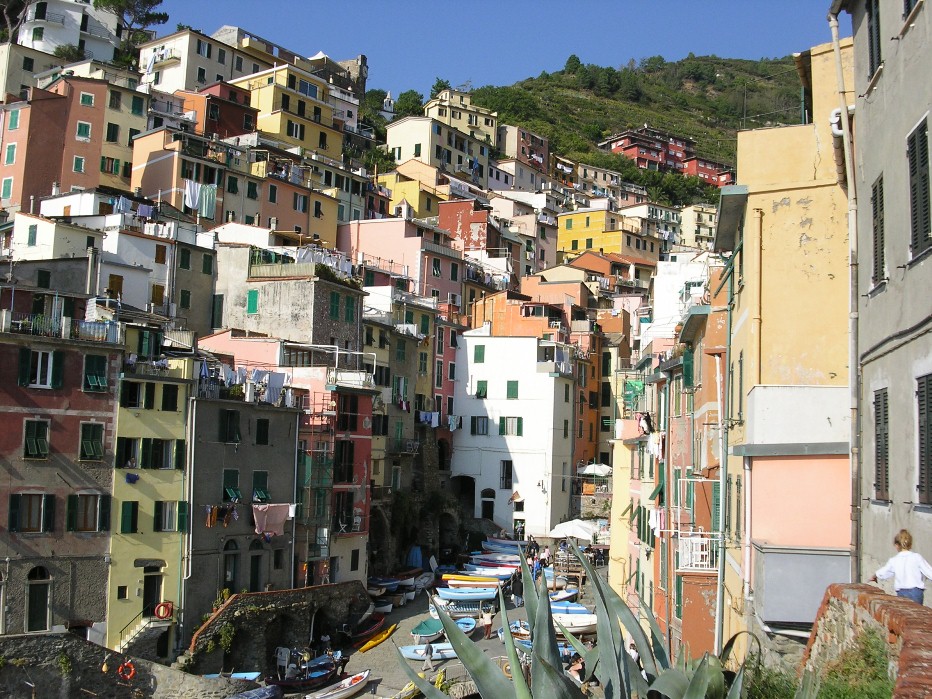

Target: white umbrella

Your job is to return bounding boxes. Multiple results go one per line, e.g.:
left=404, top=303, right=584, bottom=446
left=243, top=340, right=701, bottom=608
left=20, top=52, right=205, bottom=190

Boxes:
left=579, top=463, right=612, bottom=477
left=548, top=519, right=600, bottom=540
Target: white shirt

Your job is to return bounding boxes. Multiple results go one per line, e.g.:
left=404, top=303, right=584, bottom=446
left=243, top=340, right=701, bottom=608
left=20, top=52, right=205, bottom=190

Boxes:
left=875, top=550, right=932, bottom=590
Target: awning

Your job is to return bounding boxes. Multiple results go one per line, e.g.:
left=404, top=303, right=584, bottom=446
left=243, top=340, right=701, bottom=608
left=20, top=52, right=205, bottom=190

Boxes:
left=714, top=185, right=748, bottom=252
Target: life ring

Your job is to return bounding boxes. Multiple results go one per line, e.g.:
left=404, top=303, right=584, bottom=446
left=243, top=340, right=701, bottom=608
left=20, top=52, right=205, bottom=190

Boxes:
left=118, top=661, right=136, bottom=681
left=501, top=660, right=512, bottom=679
left=153, top=602, right=173, bottom=620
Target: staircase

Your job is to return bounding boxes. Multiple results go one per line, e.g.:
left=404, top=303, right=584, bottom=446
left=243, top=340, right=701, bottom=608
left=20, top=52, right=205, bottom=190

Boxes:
left=118, top=615, right=174, bottom=658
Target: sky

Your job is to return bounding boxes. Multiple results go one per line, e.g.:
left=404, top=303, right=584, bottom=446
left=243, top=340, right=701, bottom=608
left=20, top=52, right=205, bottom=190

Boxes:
left=154, top=1, right=852, bottom=98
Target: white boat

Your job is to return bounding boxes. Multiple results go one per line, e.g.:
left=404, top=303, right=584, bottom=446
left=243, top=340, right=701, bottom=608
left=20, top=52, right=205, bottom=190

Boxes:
left=553, top=613, right=598, bottom=635
left=399, top=642, right=458, bottom=660
left=414, top=572, right=435, bottom=590
left=401, top=586, right=416, bottom=601
left=373, top=598, right=393, bottom=614
left=305, top=669, right=371, bottom=699
left=445, top=577, right=503, bottom=588
left=367, top=586, right=385, bottom=598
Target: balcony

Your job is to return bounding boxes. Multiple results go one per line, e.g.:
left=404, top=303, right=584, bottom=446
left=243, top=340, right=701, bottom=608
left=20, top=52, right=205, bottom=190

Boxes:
left=26, top=9, right=65, bottom=24
left=1, top=310, right=123, bottom=345
left=386, top=438, right=420, bottom=455
left=677, top=535, right=720, bottom=572
left=81, top=22, right=111, bottom=39
left=332, top=511, right=367, bottom=535
left=122, top=358, right=187, bottom=380
left=326, top=368, right=374, bottom=391
left=371, top=485, right=393, bottom=502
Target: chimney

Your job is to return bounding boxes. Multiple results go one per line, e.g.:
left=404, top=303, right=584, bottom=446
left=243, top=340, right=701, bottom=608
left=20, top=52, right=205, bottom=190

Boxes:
left=86, top=246, right=98, bottom=295
left=51, top=182, right=60, bottom=196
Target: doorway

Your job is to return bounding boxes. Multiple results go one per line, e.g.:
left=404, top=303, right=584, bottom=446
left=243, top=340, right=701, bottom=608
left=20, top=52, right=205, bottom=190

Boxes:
left=142, top=566, right=163, bottom=617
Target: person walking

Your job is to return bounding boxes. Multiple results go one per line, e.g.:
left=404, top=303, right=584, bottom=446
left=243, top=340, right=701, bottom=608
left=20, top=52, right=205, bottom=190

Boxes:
left=869, top=529, right=932, bottom=604
left=540, top=545, right=551, bottom=567
left=481, top=609, right=494, bottom=639
left=421, top=640, right=434, bottom=672
left=511, top=572, right=524, bottom=607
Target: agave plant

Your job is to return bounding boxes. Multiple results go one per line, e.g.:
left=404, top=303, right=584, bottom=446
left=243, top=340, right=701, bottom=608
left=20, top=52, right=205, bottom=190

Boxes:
left=395, top=541, right=755, bottom=698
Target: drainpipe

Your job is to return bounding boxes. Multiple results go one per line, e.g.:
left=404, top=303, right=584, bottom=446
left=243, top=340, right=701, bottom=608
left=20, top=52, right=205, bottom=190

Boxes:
left=828, top=9, right=861, bottom=583
left=179, top=392, right=196, bottom=654
left=714, top=270, right=734, bottom=654
left=663, top=369, right=673, bottom=652
left=291, top=411, right=298, bottom=590
left=753, top=209, right=763, bottom=385
left=743, top=456, right=751, bottom=603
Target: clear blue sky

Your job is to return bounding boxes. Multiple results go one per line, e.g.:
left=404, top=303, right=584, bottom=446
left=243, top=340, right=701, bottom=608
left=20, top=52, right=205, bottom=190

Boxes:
left=154, top=1, right=851, bottom=98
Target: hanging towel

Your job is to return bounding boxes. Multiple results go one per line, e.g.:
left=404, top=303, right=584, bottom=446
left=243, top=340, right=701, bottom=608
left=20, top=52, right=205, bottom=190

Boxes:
left=183, top=179, right=202, bottom=210
left=252, top=503, right=290, bottom=537
left=137, top=203, right=155, bottom=219
left=264, top=372, right=286, bottom=403
left=114, top=195, right=132, bottom=213
left=431, top=412, right=440, bottom=428
left=288, top=504, right=296, bottom=519
left=198, top=184, right=217, bottom=219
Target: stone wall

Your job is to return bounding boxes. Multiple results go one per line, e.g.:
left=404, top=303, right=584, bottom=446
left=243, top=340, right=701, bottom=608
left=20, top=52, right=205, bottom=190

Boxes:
left=0, top=632, right=254, bottom=698
left=802, top=583, right=932, bottom=698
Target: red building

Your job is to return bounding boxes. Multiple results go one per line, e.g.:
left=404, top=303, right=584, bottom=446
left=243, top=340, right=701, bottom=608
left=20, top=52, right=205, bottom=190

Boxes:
left=177, top=81, right=258, bottom=140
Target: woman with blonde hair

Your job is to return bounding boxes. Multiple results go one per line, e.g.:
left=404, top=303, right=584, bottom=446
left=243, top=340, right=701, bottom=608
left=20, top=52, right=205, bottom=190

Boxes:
left=869, top=529, right=932, bottom=604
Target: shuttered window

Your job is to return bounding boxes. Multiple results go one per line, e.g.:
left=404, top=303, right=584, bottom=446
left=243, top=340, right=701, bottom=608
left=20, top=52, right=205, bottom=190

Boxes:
left=871, top=176, right=886, bottom=283
left=908, top=120, right=931, bottom=256
left=919, top=375, right=932, bottom=505
left=874, top=389, right=890, bottom=501
left=867, top=0, right=882, bottom=77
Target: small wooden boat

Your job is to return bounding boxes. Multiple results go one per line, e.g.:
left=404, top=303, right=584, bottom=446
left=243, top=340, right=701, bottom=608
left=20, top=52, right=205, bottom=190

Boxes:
left=350, top=612, right=385, bottom=641
left=410, top=616, right=476, bottom=643
left=372, top=598, right=393, bottom=614
left=399, top=642, right=458, bottom=661
left=550, top=601, right=590, bottom=615
left=392, top=567, right=422, bottom=587
left=553, top=613, right=598, bottom=635
left=357, top=623, right=397, bottom=652
left=368, top=576, right=400, bottom=592
left=496, top=619, right=531, bottom=641
left=436, top=586, right=498, bottom=601
left=305, top=669, right=371, bottom=699
left=266, top=657, right=336, bottom=691
left=414, top=571, right=435, bottom=590
left=429, top=596, right=495, bottom=619
left=549, top=588, right=579, bottom=603
left=366, top=585, right=385, bottom=597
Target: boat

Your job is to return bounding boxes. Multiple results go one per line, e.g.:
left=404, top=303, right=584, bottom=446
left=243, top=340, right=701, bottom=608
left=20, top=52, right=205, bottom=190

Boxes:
left=436, top=586, right=498, bottom=601
left=225, top=687, right=283, bottom=699
left=393, top=567, right=422, bottom=587
left=350, top=613, right=385, bottom=641
left=550, top=601, right=590, bottom=615
left=372, top=598, right=393, bottom=614
left=481, top=540, right=525, bottom=554
left=357, top=623, right=397, bottom=652
left=553, top=613, right=598, bottom=635
left=470, top=553, right=521, bottom=565
left=305, top=670, right=371, bottom=699
left=399, top=642, right=458, bottom=661
left=366, top=585, right=385, bottom=598
left=549, top=588, right=579, bottom=603
left=514, top=639, right=575, bottom=659
left=462, top=565, right=515, bottom=580
left=485, top=536, right=527, bottom=548
left=401, top=586, right=417, bottom=601
left=203, top=671, right=263, bottom=680
left=266, top=653, right=337, bottom=691
left=429, top=596, right=495, bottom=619
left=496, top=619, right=531, bottom=641
left=368, top=576, right=400, bottom=592
left=388, top=592, right=406, bottom=607
left=414, top=571, right=435, bottom=591
left=445, top=577, right=503, bottom=588
left=410, top=617, right=475, bottom=643
left=443, top=573, right=500, bottom=583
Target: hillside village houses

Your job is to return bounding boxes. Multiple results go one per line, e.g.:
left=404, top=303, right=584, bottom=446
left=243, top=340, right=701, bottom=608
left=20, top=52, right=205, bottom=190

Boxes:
left=0, top=0, right=926, bottom=682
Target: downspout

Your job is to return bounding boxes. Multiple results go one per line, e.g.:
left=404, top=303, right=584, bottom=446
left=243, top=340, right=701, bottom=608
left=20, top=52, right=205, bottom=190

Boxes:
left=743, top=456, right=751, bottom=603
left=753, top=209, right=763, bottom=384
left=291, top=411, right=298, bottom=590
left=179, top=391, right=196, bottom=653
left=714, top=270, right=734, bottom=654
left=829, top=9, right=861, bottom=583
left=663, top=370, right=673, bottom=653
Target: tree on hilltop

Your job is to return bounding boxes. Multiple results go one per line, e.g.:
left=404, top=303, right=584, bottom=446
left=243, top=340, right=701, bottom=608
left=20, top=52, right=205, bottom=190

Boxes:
left=93, top=0, right=168, bottom=65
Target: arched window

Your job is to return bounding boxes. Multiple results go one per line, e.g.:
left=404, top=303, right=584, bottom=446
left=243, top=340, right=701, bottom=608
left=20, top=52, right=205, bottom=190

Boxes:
left=26, top=567, right=51, bottom=632
left=480, top=488, right=495, bottom=499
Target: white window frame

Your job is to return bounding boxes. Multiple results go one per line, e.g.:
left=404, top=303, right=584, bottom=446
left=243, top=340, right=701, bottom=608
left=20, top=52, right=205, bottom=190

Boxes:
left=4, top=142, right=15, bottom=165
left=73, top=156, right=85, bottom=173
left=76, top=121, right=91, bottom=141
left=79, top=92, right=94, bottom=107
left=19, top=492, right=46, bottom=532
left=160, top=500, right=177, bottom=531
left=28, top=350, right=54, bottom=388
left=75, top=493, right=101, bottom=532
left=1, top=177, right=13, bottom=200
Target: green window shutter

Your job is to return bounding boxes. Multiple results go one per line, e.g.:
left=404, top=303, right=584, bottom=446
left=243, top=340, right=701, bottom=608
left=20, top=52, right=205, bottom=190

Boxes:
left=43, top=494, right=55, bottom=532
left=174, top=440, right=185, bottom=469
left=177, top=501, right=189, bottom=533
left=404, top=309, right=414, bottom=324
left=8, top=494, right=21, bottom=532
left=246, top=289, right=259, bottom=314
left=507, top=381, right=518, bottom=399
left=99, top=495, right=111, bottom=531
left=66, top=494, right=78, bottom=531
left=517, top=417, right=523, bottom=436
left=675, top=575, right=683, bottom=618
left=419, top=314, right=429, bottom=334
left=329, top=291, right=340, bottom=319
left=476, top=380, right=487, bottom=398
left=499, top=419, right=506, bottom=435
left=121, top=501, right=136, bottom=533
left=140, top=438, right=153, bottom=468
left=18, top=348, right=31, bottom=386
left=712, top=481, right=721, bottom=532
left=474, top=345, right=485, bottom=363
left=50, top=351, right=63, bottom=388
left=683, top=349, right=694, bottom=388
left=153, top=501, right=163, bottom=532
left=144, top=383, right=155, bottom=409
left=345, top=296, right=355, bottom=322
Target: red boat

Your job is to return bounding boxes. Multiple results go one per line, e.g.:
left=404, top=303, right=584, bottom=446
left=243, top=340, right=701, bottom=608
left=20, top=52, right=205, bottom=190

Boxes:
left=350, top=612, right=385, bottom=643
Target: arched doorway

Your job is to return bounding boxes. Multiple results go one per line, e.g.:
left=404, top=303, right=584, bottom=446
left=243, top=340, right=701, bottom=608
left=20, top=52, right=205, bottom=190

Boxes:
left=222, top=540, right=239, bottom=594
left=449, top=475, right=475, bottom=513
left=26, top=566, right=51, bottom=632
left=480, top=488, right=495, bottom=521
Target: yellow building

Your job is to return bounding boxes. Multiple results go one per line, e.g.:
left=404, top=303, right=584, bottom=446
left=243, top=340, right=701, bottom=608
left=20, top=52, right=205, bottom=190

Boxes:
left=385, top=117, right=491, bottom=190
left=231, top=65, right=342, bottom=161
left=106, top=325, right=196, bottom=659
left=712, top=39, right=853, bottom=655
left=423, top=89, right=498, bottom=144
left=557, top=207, right=659, bottom=262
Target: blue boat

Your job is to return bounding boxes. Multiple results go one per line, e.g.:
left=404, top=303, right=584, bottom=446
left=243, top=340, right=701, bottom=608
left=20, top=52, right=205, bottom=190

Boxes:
left=399, top=642, right=458, bottom=661
left=550, top=601, right=590, bottom=615
left=436, top=586, right=498, bottom=601
left=368, top=576, right=400, bottom=592
left=550, top=588, right=579, bottom=603
left=515, top=639, right=575, bottom=659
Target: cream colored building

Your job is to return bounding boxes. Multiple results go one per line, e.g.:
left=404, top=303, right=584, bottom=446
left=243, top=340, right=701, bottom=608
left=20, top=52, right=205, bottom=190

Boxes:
left=385, top=117, right=491, bottom=190
left=679, top=203, right=717, bottom=250
left=424, top=89, right=497, bottom=144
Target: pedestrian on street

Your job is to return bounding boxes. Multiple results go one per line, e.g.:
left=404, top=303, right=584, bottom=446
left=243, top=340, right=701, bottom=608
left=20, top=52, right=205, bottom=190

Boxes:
left=481, top=609, right=494, bottom=639
left=527, top=536, right=539, bottom=558
left=421, top=640, right=434, bottom=672
left=870, top=529, right=932, bottom=604
left=541, top=545, right=551, bottom=567
left=532, top=555, right=541, bottom=582
left=512, top=572, right=524, bottom=607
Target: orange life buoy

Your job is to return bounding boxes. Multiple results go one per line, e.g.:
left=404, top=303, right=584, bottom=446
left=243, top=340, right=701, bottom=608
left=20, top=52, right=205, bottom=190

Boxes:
left=118, top=661, right=136, bottom=681
left=154, top=602, right=173, bottom=620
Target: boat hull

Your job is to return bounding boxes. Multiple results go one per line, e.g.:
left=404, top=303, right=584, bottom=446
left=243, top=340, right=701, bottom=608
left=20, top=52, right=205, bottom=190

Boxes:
left=305, top=670, right=372, bottom=699
left=436, top=586, right=498, bottom=601
left=357, top=623, right=397, bottom=652
left=399, top=642, right=458, bottom=661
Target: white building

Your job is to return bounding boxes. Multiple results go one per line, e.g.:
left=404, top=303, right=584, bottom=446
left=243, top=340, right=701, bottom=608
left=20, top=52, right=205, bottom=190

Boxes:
left=18, top=0, right=121, bottom=63
left=451, top=326, right=574, bottom=538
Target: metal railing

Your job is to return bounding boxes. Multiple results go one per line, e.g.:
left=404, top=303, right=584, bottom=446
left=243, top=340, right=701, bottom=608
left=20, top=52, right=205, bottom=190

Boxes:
left=677, top=535, right=719, bottom=571
left=386, top=438, right=420, bottom=455
left=26, top=10, right=65, bottom=24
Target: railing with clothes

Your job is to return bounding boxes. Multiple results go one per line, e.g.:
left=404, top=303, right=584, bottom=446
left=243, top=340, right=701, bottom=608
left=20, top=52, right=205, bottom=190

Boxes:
left=677, top=534, right=719, bottom=571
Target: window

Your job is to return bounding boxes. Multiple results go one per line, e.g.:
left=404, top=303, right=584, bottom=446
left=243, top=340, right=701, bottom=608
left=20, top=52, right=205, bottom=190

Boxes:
left=80, top=423, right=104, bottom=460
left=432, top=258, right=442, bottom=277
left=908, top=119, right=931, bottom=256
left=436, top=327, right=445, bottom=353
left=268, top=184, right=277, bottom=203
left=1, top=177, right=12, bottom=200
left=448, top=362, right=456, bottom=380
left=475, top=380, right=487, bottom=398
left=435, top=360, right=443, bottom=388
left=19, top=349, right=60, bottom=389
left=23, top=56, right=34, bottom=71
left=253, top=471, right=271, bottom=502
left=180, top=289, right=191, bottom=309
left=329, top=291, right=340, bottom=319
left=345, top=296, right=356, bottom=322
left=474, top=345, right=485, bottom=363
left=256, top=419, right=270, bottom=445
left=153, top=501, right=177, bottom=532
left=8, top=109, right=20, bottom=130
left=73, top=156, right=85, bottom=173
left=563, top=420, right=569, bottom=438
left=83, top=354, right=107, bottom=392
left=4, top=143, right=14, bottom=165
left=79, top=92, right=94, bottom=106
left=506, top=381, right=519, bottom=400
left=202, top=254, right=213, bottom=275
left=222, top=469, right=242, bottom=502
left=565, top=218, right=573, bottom=230
left=318, top=132, right=328, bottom=149
left=500, top=460, right=513, bottom=488
left=470, top=416, right=489, bottom=435
left=179, top=248, right=191, bottom=269
left=286, top=120, right=305, bottom=140
left=219, top=409, right=241, bottom=443
left=196, top=39, right=211, bottom=57
left=247, top=289, right=259, bottom=314
left=234, top=55, right=243, bottom=71
left=247, top=181, right=259, bottom=200
left=870, top=175, right=885, bottom=283
left=23, top=420, right=50, bottom=459
left=76, top=121, right=91, bottom=140
left=396, top=339, right=406, bottom=362
left=162, top=384, right=179, bottom=411
left=293, top=193, right=308, bottom=212
left=499, top=416, right=523, bottom=436
left=919, top=374, right=932, bottom=504
left=67, top=493, right=109, bottom=532
left=867, top=0, right=882, bottom=77
left=196, top=67, right=206, bottom=83
left=26, top=566, right=51, bottom=631
left=131, top=95, right=144, bottom=116
left=226, top=176, right=239, bottom=194
left=418, top=351, right=428, bottom=374
left=120, top=501, right=139, bottom=534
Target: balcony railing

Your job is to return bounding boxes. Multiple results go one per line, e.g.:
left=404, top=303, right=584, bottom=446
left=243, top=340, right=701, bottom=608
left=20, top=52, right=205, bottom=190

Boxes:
left=677, top=535, right=719, bottom=572
left=386, top=438, right=420, bottom=455
left=26, top=10, right=65, bottom=24
left=1, top=311, right=123, bottom=345
left=332, top=512, right=367, bottom=535
left=326, top=369, right=374, bottom=390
